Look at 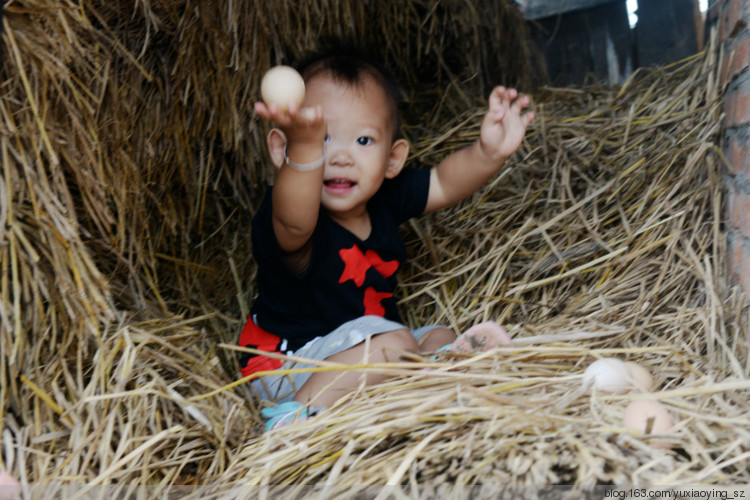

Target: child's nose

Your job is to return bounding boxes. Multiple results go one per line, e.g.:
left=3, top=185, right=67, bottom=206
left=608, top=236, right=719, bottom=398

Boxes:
left=326, top=141, right=354, bottom=166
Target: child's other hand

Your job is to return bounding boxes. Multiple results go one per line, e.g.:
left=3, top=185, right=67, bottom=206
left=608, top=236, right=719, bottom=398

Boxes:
left=254, top=101, right=326, bottom=145
left=478, top=86, right=535, bottom=163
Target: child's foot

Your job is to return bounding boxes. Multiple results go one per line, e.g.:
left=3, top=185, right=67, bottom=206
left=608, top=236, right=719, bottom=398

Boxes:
left=448, top=321, right=512, bottom=353
left=261, top=401, right=324, bottom=431
left=0, top=472, right=20, bottom=500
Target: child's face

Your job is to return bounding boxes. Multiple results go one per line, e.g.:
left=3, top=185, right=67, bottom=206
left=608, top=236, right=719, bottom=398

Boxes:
left=303, top=73, right=401, bottom=222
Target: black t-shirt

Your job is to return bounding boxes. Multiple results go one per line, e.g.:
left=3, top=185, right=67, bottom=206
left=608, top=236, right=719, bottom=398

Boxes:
left=250, top=168, right=431, bottom=351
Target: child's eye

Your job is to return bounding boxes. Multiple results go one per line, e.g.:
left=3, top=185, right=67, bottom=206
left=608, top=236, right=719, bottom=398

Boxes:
left=324, top=135, right=331, bottom=144
left=356, top=137, right=372, bottom=146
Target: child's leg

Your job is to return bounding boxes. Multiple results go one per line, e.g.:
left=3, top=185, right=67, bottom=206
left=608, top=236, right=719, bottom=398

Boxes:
left=293, top=328, right=419, bottom=408
left=416, top=327, right=457, bottom=352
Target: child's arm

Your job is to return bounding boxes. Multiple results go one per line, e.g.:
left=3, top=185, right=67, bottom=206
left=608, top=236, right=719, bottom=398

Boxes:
left=255, top=102, right=327, bottom=255
left=424, top=86, right=534, bottom=214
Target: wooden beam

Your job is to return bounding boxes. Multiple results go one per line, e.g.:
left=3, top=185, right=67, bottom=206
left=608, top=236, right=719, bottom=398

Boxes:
left=521, top=0, right=620, bottom=20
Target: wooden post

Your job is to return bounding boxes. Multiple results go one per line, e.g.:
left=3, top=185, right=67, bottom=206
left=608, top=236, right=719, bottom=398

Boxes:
left=525, top=0, right=633, bottom=85
left=635, top=0, right=701, bottom=67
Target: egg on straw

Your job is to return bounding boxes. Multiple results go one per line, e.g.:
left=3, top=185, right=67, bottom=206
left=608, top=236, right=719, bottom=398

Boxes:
left=624, top=361, right=655, bottom=392
left=622, top=399, right=674, bottom=449
left=582, top=358, right=656, bottom=393
left=582, top=358, right=633, bottom=394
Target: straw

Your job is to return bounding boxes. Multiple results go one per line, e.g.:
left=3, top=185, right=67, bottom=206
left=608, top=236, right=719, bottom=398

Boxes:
left=1, top=0, right=748, bottom=493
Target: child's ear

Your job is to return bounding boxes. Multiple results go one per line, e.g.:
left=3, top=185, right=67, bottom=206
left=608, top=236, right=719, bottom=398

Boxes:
left=266, top=128, right=287, bottom=169
left=385, top=138, right=409, bottom=179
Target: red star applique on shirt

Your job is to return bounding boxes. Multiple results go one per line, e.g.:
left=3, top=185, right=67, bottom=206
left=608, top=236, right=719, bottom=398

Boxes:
left=363, top=287, right=393, bottom=316
left=338, top=245, right=399, bottom=286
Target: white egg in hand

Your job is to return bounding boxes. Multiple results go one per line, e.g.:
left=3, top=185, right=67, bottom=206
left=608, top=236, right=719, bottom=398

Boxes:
left=261, top=65, right=305, bottom=111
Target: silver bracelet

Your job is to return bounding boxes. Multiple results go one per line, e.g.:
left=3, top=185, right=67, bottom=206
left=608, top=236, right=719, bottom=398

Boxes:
left=283, top=144, right=326, bottom=171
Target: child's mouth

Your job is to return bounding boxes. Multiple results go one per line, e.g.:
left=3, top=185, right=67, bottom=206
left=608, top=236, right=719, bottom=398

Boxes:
left=324, top=178, right=355, bottom=193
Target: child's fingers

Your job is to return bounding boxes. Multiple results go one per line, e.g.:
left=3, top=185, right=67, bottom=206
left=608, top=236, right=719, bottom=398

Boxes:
left=490, top=105, right=506, bottom=122
left=299, top=107, right=316, bottom=121
left=255, top=101, right=288, bottom=123
left=490, top=86, right=528, bottom=116
left=522, top=110, right=536, bottom=127
left=299, top=105, right=323, bottom=122
left=488, top=86, right=506, bottom=108
left=512, top=94, right=531, bottom=110
left=254, top=101, right=271, bottom=117
left=255, top=101, right=324, bottom=130
left=490, top=86, right=519, bottom=100
left=284, top=104, right=324, bottom=123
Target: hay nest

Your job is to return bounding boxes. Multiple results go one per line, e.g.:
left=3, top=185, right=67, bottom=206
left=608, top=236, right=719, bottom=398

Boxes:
left=212, top=42, right=748, bottom=493
left=1, top=0, right=749, bottom=496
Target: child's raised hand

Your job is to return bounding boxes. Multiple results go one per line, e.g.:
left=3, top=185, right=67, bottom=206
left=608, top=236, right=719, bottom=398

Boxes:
left=478, top=86, right=534, bottom=163
left=254, top=101, right=326, bottom=145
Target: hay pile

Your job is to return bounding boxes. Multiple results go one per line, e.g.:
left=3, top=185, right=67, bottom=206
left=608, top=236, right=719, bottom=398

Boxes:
left=1, top=0, right=748, bottom=496
left=209, top=40, right=749, bottom=493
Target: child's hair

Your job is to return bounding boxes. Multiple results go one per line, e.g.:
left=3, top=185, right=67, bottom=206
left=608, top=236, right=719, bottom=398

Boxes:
left=294, top=38, right=403, bottom=140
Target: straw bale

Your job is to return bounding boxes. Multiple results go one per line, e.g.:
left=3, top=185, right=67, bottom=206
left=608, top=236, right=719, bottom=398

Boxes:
left=1, top=0, right=748, bottom=495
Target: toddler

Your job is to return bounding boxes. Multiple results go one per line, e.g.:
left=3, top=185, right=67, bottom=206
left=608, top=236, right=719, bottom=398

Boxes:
left=240, top=42, right=534, bottom=429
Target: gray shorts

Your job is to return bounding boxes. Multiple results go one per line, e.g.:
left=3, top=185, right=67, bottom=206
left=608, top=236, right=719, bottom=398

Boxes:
left=248, top=316, right=442, bottom=403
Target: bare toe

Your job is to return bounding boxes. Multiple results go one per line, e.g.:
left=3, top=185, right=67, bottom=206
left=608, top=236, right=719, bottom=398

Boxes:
left=448, top=321, right=512, bottom=353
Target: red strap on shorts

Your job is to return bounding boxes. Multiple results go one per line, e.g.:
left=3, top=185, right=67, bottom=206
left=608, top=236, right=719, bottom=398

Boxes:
left=238, top=316, right=284, bottom=378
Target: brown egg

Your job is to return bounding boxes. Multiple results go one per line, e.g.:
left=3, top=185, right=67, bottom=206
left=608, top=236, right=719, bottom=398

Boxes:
left=623, top=399, right=674, bottom=448
left=624, top=361, right=655, bottom=392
